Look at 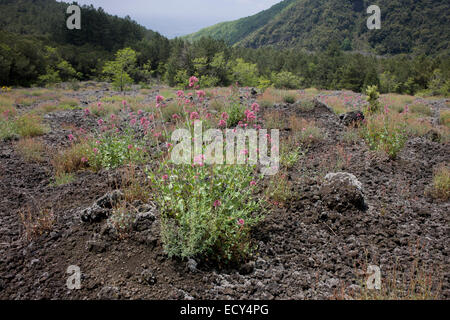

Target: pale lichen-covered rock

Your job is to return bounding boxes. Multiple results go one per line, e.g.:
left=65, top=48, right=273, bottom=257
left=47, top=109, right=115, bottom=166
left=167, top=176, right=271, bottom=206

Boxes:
left=321, top=172, right=366, bottom=212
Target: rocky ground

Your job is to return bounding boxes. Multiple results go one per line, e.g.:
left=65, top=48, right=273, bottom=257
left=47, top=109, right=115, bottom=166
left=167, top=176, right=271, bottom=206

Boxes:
left=0, top=83, right=448, bottom=300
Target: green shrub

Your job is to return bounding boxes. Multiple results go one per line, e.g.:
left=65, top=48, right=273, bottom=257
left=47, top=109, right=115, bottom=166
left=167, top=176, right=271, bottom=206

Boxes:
left=103, top=47, right=137, bottom=91
left=88, top=131, right=147, bottom=170
left=271, top=71, right=302, bottom=89
left=366, top=85, right=381, bottom=114
left=149, top=163, right=263, bottom=263
left=283, top=94, right=296, bottom=104
left=362, top=114, right=408, bottom=159
left=225, top=102, right=245, bottom=128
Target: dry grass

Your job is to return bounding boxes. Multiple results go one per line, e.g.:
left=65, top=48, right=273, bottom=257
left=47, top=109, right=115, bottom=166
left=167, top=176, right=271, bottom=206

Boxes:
left=18, top=205, right=55, bottom=241
left=257, top=88, right=286, bottom=107
left=264, top=110, right=286, bottom=129
left=119, top=165, right=152, bottom=203
left=58, top=97, right=80, bottom=107
left=429, top=164, right=450, bottom=200
left=265, top=170, right=292, bottom=204
left=51, top=141, right=91, bottom=176
left=342, top=127, right=360, bottom=145
left=88, top=102, right=122, bottom=117
left=292, top=118, right=326, bottom=144
left=298, top=88, right=320, bottom=100
left=343, top=260, right=443, bottom=300
left=380, top=93, right=415, bottom=113
left=440, top=110, right=450, bottom=128
left=409, top=103, right=432, bottom=116
left=0, top=95, right=16, bottom=117
left=15, top=114, right=48, bottom=137
left=15, top=138, right=46, bottom=162
left=52, top=172, right=75, bottom=186
left=161, top=102, right=184, bottom=122
left=159, top=88, right=177, bottom=100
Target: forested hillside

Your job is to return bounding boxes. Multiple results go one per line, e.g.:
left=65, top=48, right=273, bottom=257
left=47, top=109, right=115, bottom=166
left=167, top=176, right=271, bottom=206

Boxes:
left=185, top=0, right=450, bottom=55
left=0, top=0, right=170, bottom=85
left=0, top=0, right=448, bottom=97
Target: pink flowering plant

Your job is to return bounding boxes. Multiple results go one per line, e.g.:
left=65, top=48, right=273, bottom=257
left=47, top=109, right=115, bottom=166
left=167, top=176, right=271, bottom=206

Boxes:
left=86, top=119, right=148, bottom=170
left=148, top=161, right=264, bottom=264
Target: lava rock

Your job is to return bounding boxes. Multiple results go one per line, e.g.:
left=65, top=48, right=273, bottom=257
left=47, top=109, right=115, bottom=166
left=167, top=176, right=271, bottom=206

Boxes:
left=133, top=210, right=156, bottom=232
left=86, top=240, right=107, bottom=253
left=80, top=190, right=124, bottom=223
left=96, top=190, right=124, bottom=209
left=321, top=172, right=367, bottom=212
left=339, top=111, right=365, bottom=127
left=80, top=204, right=109, bottom=223
left=239, top=261, right=255, bottom=275
left=187, top=259, right=198, bottom=273
left=141, top=269, right=157, bottom=285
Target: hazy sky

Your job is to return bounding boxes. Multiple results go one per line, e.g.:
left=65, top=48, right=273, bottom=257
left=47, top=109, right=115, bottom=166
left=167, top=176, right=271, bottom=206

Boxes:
left=71, top=0, right=282, bottom=38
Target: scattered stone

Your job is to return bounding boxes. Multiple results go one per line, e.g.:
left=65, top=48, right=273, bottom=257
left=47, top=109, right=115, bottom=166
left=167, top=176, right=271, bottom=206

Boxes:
left=321, top=172, right=366, bottom=212
left=339, top=110, right=365, bottom=126
left=80, top=190, right=124, bottom=223
left=97, top=286, right=120, bottom=300
left=187, top=259, right=198, bottom=273
left=239, top=261, right=255, bottom=275
left=96, top=190, right=124, bottom=209
left=80, top=204, right=109, bottom=223
left=133, top=210, right=156, bottom=232
left=86, top=240, right=107, bottom=253
left=141, top=269, right=157, bottom=285
left=30, top=259, right=40, bottom=267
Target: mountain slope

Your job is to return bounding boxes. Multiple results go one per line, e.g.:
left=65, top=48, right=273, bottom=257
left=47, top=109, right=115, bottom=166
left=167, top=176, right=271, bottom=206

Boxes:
left=184, top=0, right=296, bottom=45
left=0, top=0, right=159, bottom=51
left=185, top=0, right=450, bottom=55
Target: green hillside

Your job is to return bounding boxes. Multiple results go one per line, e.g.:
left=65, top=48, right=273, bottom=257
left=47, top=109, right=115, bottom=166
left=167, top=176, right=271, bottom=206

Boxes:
left=185, top=0, right=450, bottom=55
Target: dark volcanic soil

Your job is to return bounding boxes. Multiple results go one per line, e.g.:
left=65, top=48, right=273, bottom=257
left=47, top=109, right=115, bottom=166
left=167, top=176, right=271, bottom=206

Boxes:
left=0, top=85, right=449, bottom=300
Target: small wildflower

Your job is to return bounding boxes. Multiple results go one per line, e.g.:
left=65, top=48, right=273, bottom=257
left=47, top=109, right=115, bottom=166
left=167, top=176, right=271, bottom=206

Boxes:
left=196, top=90, right=206, bottom=99
left=190, top=112, right=200, bottom=120
left=237, top=219, right=245, bottom=226
left=221, top=112, right=229, bottom=120
left=213, top=200, right=221, bottom=208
